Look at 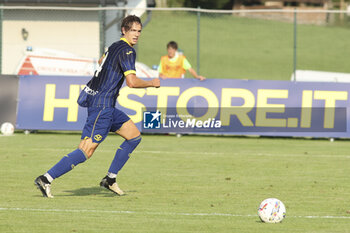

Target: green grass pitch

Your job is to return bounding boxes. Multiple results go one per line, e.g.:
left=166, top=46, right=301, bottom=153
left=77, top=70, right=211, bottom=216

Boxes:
left=1, top=133, right=350, bottom=232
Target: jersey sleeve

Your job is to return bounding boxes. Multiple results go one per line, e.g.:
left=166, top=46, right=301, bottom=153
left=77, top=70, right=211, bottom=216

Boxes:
left=119, top=48, right=136, bottom=76
left=183, top=57, right=192, bottom=70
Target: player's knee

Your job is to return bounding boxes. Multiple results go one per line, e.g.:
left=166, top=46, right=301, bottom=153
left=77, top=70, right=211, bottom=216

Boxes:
left=126, top=127, right=140, bottom=140
left=80, top=146, right=97, bottom=158
left=132, top=130, right=141, bottom=139
left=79, top=138, right=98, bottom=158
left=80, top=148, right=95, bottom=158
left=130, top=134, right=142, bottom=144
left=124, top=135, right=142, bottom=152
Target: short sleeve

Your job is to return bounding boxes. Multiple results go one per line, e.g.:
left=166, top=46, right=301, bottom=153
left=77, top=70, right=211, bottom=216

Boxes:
left=183, top=57, right=192, bottom=70
left=120, top=48, right=136, bottom=76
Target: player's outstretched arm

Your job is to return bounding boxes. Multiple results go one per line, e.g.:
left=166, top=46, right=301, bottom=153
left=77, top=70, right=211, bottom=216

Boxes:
left=126, top=74, right=160, bottom=88
left=188, top=68, right=206, bottom=81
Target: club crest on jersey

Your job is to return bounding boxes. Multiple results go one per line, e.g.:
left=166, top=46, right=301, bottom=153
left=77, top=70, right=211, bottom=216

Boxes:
left=94, top=134, right=103, bottom=141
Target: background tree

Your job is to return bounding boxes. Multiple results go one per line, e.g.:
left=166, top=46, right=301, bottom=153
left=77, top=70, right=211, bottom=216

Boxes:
left=183, top=0, right=234, bottom=9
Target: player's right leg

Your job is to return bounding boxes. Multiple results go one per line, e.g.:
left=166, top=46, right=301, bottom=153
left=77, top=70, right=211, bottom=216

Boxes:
left=35, top=138, right=100, bottom=198
left=34, top=147, right=90, bottom=198
left=34, top=107, right=109, bottom=198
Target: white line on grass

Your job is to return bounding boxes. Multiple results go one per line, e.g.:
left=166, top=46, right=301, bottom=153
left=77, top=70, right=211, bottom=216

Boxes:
left=25, top=147, right=350, bottom=159
left=26, top=148, right=224, bottom=155
left=1, top=207, right=350, bottom=219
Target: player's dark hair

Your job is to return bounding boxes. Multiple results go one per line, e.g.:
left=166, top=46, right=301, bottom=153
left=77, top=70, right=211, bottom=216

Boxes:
left=121, top=15, right=142, bottom=35
left=167, top=41, right=178, bottom=50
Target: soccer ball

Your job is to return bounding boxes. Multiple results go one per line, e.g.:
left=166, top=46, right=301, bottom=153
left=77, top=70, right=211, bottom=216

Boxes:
left=1, top=122, right=15, bottom=136
left=258, top=198, right=286, bottom=223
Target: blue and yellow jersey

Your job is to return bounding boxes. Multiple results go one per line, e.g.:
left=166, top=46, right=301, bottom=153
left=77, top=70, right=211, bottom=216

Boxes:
left=78, top=38, right=136, bottom=108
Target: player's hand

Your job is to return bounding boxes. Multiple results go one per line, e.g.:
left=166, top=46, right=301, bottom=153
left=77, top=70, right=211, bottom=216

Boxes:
left=158, top=74, right=167, bottom=80
left=198, top=76, right=206, bottom=81
left=152, top=78, right=160, bottom=88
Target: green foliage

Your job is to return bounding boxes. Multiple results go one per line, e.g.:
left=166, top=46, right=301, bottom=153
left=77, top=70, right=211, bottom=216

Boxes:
left=184, top=0, right=234, bottom=9
left=167, top=0, right=186, bottom=7
left=139, top=11, right=350, bottom=80
left=1, top=133, right=350, bottom=232
left=164, top=0, right=234, bottom=9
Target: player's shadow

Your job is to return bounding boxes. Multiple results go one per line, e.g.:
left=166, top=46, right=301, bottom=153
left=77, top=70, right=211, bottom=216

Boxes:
left=62, top=186, right=116, bottom=197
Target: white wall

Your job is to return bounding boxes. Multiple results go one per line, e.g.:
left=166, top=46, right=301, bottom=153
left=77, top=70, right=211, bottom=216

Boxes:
left=2, top=9, right=100, bottom=74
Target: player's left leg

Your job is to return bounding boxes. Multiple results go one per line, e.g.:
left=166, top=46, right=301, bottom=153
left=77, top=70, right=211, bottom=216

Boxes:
left=100, top=109, right=141, bottom=195
left=109, top=119, right=141, bottom=176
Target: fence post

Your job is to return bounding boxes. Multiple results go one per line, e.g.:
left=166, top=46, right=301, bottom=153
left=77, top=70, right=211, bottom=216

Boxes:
left=0, top=5, right=2, bottom=74
left=197, top=6, right=200, bottom=75
left=292, top=8, right=297, bottom=81
left=99, top=4, right=106, bottom=55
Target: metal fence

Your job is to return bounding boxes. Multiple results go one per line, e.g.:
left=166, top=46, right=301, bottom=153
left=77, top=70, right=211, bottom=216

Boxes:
left=0, top=6, right=349, bottom=80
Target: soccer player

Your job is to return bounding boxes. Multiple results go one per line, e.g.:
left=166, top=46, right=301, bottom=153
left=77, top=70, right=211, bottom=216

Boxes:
left=158, top=41, right=206, bottom=80
left=34, top=15, right=160, bottom=198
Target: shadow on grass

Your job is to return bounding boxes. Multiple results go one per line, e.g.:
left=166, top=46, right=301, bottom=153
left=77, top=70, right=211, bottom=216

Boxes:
left=61, top=186, right=118, bottom=197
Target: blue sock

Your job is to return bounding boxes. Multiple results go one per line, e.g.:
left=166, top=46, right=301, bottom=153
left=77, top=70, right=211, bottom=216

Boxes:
left=108, top=135, right=142, bottom=175
left=47, top=149, right=87, bottom=180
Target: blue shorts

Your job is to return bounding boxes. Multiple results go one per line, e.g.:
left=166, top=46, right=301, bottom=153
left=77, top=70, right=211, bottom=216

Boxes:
left=81, top=107, right=130, bottom=143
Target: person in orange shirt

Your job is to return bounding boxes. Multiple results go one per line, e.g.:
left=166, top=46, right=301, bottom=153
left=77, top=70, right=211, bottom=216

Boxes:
left=158, top=41, right=206, bottom=80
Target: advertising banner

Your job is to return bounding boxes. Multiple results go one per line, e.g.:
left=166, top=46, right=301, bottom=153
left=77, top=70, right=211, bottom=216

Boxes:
left=17, top=76, right=350, bottom=137
left=17, top=76, right=90, bottom=131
